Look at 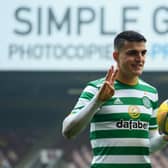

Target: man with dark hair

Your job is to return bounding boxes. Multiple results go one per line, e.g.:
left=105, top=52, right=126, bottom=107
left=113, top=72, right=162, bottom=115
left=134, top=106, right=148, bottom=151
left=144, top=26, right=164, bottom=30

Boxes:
left=114, top=30, right=146, bottom=51
left=62, top=30, right=168, bottom=168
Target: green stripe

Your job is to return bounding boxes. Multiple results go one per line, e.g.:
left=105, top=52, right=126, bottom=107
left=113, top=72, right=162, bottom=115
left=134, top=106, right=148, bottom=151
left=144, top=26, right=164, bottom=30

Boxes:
left=149, top=126, right=157, bottom=130
left=88, top=83, right=99, bottom=89
left=73, top=105, right=84, bottom=110
left=88, top=78, right=105, bottom=88
left=136, top=85, right=157, bottom=94
left=90, top=130, right=148, bottom=139
left=91, top=163, right=152, bottom=168
left=152, top=101, right=158, bottom=109
left=149, top=117, right=157, bottom=126
left=91, top=113, right=151, bottom=122
left=80, top=92, right=94, bottom=100
left=93, top=146, right=149, bottom=155
left=71, top=105, right=85, bottom=114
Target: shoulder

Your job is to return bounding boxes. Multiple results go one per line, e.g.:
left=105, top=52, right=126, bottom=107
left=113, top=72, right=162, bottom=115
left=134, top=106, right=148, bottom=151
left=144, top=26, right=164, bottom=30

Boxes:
left=87, top=77, right=105, bottom=89
left=138, top=78, right=158, bottom=94
left=81, top=77, right=105, bottom=95
left=79, top=77, right=105, bottom=99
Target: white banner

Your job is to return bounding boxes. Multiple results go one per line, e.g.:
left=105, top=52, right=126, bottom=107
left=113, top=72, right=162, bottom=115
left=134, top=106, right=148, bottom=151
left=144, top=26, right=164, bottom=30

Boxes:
left=1, top=0, right=168, bottom=71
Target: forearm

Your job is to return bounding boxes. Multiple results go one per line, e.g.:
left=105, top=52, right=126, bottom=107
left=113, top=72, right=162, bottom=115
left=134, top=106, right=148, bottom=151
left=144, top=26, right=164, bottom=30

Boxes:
left=62, top=95, right=103, bottom=139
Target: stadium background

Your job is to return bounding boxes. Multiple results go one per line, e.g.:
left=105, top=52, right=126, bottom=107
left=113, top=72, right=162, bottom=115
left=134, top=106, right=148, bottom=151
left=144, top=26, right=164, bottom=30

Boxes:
left=0, top=0, right=168, bottom=167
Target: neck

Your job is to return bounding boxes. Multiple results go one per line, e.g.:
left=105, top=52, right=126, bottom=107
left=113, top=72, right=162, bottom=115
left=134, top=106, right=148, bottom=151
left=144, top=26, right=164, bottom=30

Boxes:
left=116, top=72, right=138, bottom=86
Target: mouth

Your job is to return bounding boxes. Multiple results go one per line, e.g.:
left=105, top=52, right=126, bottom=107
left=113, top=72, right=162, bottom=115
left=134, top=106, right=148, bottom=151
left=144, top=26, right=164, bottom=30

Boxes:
left=131, top=64, right=143, bottom=70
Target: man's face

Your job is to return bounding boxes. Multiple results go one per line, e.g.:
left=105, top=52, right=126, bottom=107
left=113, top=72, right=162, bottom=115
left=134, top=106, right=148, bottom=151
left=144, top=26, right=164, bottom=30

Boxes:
left=115, top=41, right=147, bottom=78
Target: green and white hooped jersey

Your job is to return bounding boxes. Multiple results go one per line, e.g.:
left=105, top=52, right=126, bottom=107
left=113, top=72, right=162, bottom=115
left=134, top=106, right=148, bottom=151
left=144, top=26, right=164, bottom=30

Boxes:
left=71, top=78, right=159, bottom=168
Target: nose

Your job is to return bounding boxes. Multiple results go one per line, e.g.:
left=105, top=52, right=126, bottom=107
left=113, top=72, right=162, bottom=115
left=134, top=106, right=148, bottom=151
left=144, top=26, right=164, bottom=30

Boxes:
left=135, top=51, right=145, bottom=61
left=135, top=54, right=142, bottom=61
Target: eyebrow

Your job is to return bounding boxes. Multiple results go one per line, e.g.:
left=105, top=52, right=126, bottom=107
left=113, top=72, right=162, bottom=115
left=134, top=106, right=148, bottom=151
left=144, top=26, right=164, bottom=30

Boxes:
left=126, top=49, right=147, bottom=52
left=126, top=49, right=147, bottom=54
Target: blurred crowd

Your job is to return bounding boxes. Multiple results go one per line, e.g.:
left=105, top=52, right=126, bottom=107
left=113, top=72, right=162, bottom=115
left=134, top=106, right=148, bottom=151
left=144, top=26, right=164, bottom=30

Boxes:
left=0, top=130, right=168, bottom=168
left=0, top=128, right=45, bottom=168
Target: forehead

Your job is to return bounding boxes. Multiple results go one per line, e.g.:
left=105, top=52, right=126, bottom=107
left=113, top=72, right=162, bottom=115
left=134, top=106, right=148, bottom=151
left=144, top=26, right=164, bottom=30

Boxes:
left=122, top=41, right=146, bottom=51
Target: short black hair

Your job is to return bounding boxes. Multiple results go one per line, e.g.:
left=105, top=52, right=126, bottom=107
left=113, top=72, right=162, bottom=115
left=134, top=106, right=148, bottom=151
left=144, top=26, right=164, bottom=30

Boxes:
left=114, top=30, right=147, bottom=51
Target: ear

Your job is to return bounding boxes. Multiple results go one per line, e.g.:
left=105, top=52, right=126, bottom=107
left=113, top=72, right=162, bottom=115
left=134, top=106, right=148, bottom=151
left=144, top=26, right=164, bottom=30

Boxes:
left=113, top=51, right=119, bottom=62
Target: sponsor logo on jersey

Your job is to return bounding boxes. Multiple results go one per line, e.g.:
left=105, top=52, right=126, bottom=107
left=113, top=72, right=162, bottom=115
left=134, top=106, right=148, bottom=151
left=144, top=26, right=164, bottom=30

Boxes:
left=128, top=105, right=140, bottom=119
left=116, top=119, right=148, bottom=130
left=142, top=96, right=152, bottom=109
left=114, top=98, right=123, bottom=105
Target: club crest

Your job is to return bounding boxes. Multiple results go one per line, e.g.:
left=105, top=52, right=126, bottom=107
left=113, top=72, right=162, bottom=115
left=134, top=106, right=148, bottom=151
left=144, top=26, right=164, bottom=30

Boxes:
left=142, top=96, right=151, bottom=109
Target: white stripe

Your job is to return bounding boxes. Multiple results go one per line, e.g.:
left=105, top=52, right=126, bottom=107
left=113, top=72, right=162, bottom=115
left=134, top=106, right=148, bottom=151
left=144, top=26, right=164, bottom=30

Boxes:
left=91, top=121, right=118, bottom=131
left=90, top=121, right=149, bottom=131
left=83, top=85, right=98, bottom=95
left=114, top=89, right=157, bottom=101
left=92, top=155, right=150, bottom=164
left=139, top=80, right=155, bottom=89
left=139, top=79, right=148, bottom=85
left=74, top=98, right=89, bottom=107
left=85, top=83, right=157, bottom=101
left=91, top=138, right=150, bottom=148
left=98, top=105, right=152, bottom=115
left=149, top=125, right=157, bottom=129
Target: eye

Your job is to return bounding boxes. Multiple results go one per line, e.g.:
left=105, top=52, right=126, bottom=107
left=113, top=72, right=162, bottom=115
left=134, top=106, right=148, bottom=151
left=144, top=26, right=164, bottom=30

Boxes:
left=126, top=50, right=139, bottom=56
left=126, top=50, right=147, bottom=56
left=141, top=50, right=147, bottom=56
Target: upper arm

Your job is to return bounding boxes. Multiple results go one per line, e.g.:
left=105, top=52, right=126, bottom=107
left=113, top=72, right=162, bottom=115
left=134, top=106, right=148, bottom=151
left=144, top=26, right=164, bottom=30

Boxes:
left=71, top=83, right=99, bottom=114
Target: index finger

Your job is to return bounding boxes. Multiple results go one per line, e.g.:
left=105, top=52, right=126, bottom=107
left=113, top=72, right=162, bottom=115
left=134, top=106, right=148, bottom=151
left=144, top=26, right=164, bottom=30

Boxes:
left=110, top=68, right=118, bottom=85
left=105, top=66, right=114, bottom=82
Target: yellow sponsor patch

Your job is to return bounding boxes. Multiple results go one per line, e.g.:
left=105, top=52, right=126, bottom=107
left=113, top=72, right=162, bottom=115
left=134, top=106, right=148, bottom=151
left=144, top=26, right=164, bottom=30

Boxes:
left=128, top=105, right=140, bottom=119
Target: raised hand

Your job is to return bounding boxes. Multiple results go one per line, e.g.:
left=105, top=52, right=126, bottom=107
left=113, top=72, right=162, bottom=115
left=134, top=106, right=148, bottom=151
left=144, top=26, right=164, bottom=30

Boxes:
left=97, top=66, right=118, bottom=102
